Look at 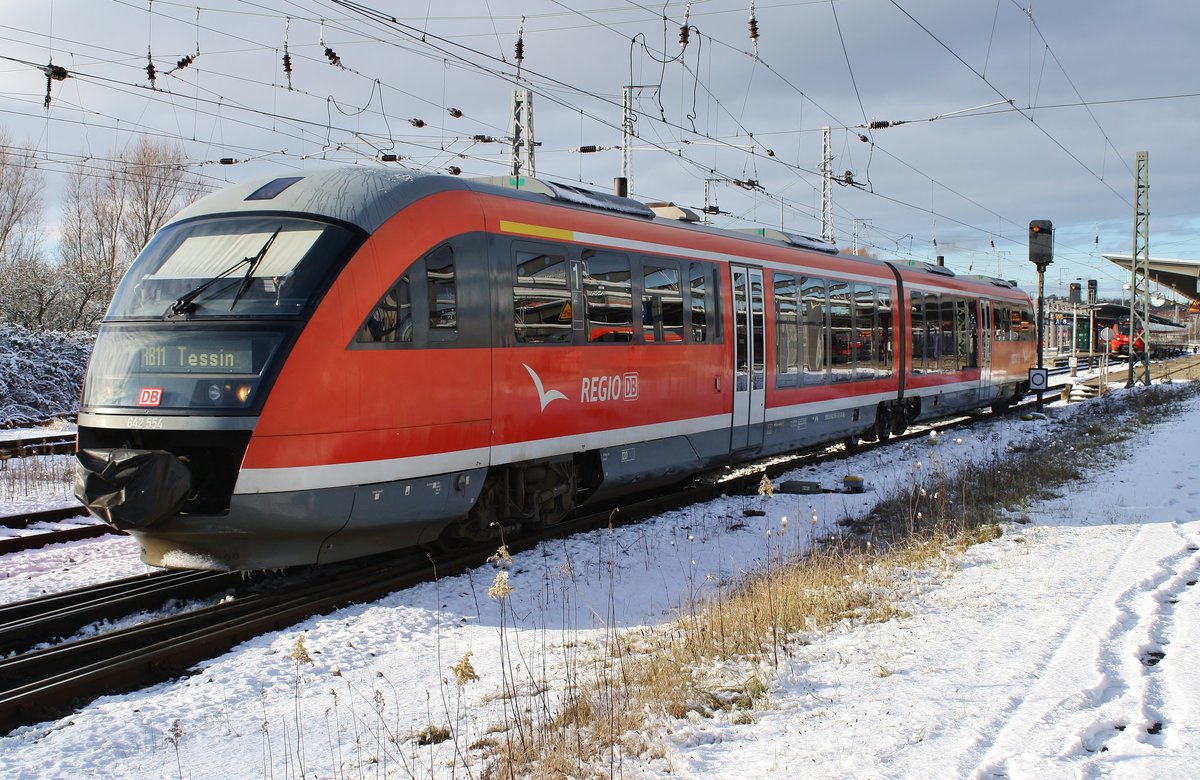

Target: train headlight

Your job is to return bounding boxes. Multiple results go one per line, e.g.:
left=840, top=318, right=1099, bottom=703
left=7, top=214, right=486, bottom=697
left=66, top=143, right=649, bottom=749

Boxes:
left=235, top=384, right=252, bottom=403
left=207, top=384, right=223, bottom=402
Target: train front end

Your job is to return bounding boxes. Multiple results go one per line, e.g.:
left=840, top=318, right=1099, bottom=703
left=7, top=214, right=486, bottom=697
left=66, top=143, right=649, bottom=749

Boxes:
left=74, top=190, right=363, bottom=569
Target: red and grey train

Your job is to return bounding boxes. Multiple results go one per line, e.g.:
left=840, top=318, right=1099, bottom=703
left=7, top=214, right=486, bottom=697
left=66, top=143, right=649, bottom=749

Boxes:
left=75, top=167, right=1037, bottom=570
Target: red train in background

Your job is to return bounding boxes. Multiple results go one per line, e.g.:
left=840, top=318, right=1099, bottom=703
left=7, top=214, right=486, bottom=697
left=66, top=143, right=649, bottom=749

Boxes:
left=1107, top=317, right=1187, bottom=358
left=74, top=168, right=1037, bottom=570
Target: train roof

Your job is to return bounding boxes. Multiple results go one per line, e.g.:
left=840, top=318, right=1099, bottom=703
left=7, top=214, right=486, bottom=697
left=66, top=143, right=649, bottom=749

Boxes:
left=167, top=166, right=1029, bottom=298
left=168, top=167, right=469, bottom=233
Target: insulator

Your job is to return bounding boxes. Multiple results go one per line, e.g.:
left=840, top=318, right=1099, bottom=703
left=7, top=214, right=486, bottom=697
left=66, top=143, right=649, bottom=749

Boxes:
left=577, top=145, right=599, bottom=153
left=869, top=120, right=892, bottom=129
left=380, top=154, right=400, bottom=162
left=679, top=26, right=689, bottom=47
left=409, top=118, right=425, bottom=129
left=219, top=157, right=236, bottom=165
left=448, top=107, right=463, bottom=118
left=324, top=47, right=341, bottom=67
left=282, top=52, right=292, bottom=75
left=146, top=61, right=157, bottom=84
left=176, top=55, right=194, bottom=70
left=858, top=133, right=870, bottom=143
left=515, top=38, right=524, bottom=63
left=766, top=148, right=775, bottom=157
left=43, top=64, right=68, bottom=81
left=472, top=134, right=495, bottom=142
left=748, top=17, right=758, bottom=41
left=448, top=165, right=462, bottom=175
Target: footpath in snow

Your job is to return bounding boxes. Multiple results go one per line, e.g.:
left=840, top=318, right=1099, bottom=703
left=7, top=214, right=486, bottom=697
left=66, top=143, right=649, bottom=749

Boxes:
left=655, top=393, right=1200, bottom=779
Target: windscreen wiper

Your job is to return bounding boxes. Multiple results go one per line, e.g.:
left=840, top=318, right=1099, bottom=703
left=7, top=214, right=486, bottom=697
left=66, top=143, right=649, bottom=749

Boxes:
left=167, top=227, right=283, bottom=317
left=229, top=226, right=282, bottom=311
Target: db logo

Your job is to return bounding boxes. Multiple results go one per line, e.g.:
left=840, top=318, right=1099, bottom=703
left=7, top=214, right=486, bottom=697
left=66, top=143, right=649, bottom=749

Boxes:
left=137, top=388, right=163, bottom=407
left=622, top=372, right=639, bottom=401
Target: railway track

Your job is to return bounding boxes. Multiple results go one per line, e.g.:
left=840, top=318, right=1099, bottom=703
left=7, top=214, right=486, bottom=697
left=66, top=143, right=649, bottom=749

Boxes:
left=0, top=433, right=75, bottom=459
left=0, top=507, right=112, bottom=556
left=0, top=547, right=486, bottom=734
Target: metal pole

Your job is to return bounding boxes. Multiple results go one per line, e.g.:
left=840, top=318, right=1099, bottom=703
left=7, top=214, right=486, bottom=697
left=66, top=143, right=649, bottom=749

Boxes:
left=621, top=86, right=634, bottom=194
left=1070, top=306, right=1078, bottom=377
left=1089, top=305, right=1095, bottom=370
left=1036, top=266, right=1046, bottom=413
left=820, top=126, right=833, bottom=243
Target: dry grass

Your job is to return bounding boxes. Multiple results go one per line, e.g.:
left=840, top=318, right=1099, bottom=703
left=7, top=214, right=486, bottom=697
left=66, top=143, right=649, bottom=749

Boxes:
left=0, top=452, right=76, bottom=502
left=481, top=381, right=1200, bottom=778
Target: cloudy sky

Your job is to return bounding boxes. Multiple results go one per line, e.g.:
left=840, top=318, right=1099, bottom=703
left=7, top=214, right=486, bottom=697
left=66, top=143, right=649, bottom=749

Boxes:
left=2, top=0, right=1196, bottom=299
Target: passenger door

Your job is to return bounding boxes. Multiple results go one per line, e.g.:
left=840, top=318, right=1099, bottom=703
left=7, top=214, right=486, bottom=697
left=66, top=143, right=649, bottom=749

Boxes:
left=731, top=265, right=766, bottom=450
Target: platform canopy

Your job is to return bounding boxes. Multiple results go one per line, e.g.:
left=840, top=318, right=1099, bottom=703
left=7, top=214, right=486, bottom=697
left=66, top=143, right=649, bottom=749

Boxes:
left=1102, top=254, right=1200, bottom=303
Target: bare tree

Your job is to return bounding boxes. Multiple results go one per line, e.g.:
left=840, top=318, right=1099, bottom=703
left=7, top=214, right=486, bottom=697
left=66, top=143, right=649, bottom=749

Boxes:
left=121, top=137, right=203, bottom=262
left=56, top=138, right=208, bottom=329
left=0, top=131, right=60, bottom=328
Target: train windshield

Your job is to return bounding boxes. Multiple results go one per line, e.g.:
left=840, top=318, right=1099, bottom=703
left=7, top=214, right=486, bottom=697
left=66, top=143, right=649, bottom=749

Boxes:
left=107, top=215, right=359, bottom=319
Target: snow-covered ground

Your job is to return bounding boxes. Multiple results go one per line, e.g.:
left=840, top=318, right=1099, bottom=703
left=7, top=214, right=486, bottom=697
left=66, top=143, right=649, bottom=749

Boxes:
left=1, top=387, right=1197, bottom=779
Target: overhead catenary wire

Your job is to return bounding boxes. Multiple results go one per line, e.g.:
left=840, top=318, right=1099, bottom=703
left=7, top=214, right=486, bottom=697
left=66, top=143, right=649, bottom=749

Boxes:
left=0, top=0, right=1186, bottom=283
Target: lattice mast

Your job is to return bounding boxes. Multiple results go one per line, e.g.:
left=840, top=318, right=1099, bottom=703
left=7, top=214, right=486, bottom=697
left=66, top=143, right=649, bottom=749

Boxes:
left=508, top=18, right=536, bottom=178
left=820, top=126, right=833, bottom=243
left=508, top=89, right=536, bottom=178
left=1128, top=151, right=1150, bottom=387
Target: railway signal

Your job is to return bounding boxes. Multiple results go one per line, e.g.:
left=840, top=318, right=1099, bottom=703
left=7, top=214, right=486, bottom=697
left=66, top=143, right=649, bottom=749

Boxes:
left=1029, top=220, right=1053, bottom=411
left=1028, top=220, right=1053, bottom=268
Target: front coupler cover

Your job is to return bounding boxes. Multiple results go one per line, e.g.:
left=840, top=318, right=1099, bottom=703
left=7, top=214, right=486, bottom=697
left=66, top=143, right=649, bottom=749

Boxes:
left=75, top=448, right=191, bottom=530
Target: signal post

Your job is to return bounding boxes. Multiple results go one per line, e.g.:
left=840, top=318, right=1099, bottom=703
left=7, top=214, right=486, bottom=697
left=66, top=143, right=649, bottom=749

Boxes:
left=1028, top=220, right=1053, bottom=411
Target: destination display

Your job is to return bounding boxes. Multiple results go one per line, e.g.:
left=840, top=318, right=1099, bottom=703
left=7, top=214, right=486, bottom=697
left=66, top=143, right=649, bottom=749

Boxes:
left=138, top=343, right=254, bottom=374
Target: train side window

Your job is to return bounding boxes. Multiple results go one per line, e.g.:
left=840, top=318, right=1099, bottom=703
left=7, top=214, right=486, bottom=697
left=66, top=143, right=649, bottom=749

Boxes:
left=1017, top=307, right=1035, bottom=341
left=909, top=292, right=925, bottom=373
left=750, top=272, right=766, bottom=387
left=642, top=260, right=683, bottom=343
left=957, top=299, right=975, bottom=369
left=855, top=284, right=878, bottom=380
left=357, top=272, right=413, bottom=344
left=925, top=292, right=942, bottom=373
left=426, top=245, right=456, bottom=338
left=940, top=296, right=957, bottom=372
left=514, top=248, right=572, bottom=343
left=774, top=272, right=800, bottom=387
left=828, top=281, right=854, bottom=382
left=877, top=285, right=893, bottom=377
left=582, top=250, right=633, bottom=342
left=689, top=262, right=720, bottom=343
left=801, top=276, right=828, bottom=384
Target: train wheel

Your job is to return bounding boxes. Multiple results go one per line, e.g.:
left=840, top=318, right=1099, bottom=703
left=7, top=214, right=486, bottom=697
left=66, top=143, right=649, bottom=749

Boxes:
left=874, top=404, right=892, bottom=442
